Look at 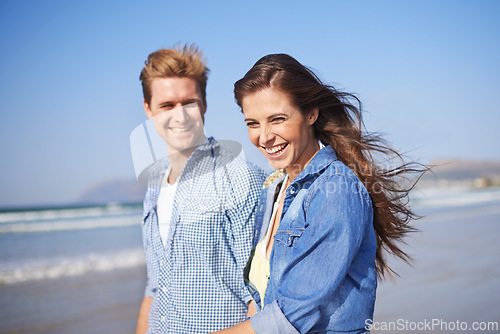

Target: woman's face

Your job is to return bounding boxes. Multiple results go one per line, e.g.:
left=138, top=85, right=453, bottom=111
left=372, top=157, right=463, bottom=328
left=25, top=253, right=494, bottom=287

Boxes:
left=242, top=88, right=319, bottom=174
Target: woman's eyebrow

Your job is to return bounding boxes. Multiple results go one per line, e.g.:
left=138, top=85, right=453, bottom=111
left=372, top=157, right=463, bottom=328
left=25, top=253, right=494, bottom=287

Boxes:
left=267, top=112, right=288, bottom=120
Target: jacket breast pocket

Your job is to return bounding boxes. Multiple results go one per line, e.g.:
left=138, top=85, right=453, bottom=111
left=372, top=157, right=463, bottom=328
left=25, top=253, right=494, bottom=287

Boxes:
left=178, top=198, right=224, bottom=249
left=274, top=227, right=305, bottom=247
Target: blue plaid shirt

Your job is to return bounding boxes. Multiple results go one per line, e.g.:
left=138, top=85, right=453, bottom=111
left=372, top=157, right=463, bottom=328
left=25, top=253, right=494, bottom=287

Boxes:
left=141, top=137, right=265, bottom=333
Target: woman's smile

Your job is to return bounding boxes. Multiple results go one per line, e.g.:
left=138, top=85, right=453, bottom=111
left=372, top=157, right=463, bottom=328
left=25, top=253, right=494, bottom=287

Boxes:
left=242, top=88, right=319, bottom=178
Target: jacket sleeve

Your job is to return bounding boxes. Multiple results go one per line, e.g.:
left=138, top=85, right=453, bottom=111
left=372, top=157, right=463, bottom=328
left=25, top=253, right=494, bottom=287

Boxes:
left=251, top=174, right=374, bottom=333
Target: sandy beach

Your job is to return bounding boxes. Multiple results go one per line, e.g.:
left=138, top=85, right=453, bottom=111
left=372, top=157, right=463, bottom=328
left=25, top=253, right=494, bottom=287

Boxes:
left=0, top=266, right=147, bottom=334
left=0, top=193, right=499, bottom=333
left=373, top=201, right=500, bottom=333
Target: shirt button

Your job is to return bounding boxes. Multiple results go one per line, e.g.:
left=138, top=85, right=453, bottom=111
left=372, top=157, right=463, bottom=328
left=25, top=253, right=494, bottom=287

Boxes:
left=160, top=316, right=166, bottom=322
left=289, top=187, right=296, bottom=194
left=162, top=287, right=167, bottom=292
left=199, top=205, right=207, bottom=211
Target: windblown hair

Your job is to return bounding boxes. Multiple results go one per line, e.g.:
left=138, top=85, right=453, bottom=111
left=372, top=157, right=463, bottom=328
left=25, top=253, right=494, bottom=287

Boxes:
left=140, top=43, right=210, bottom=105
left=234, top=54, right=427, bottom=279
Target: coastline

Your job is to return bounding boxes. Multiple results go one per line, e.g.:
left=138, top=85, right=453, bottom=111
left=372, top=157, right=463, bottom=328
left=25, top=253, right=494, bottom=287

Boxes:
left=1, top=190, right=499, bottom=333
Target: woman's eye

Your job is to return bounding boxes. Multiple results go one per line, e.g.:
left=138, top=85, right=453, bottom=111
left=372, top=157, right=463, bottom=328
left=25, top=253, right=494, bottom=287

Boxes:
left=271, top=117, right=285, bottom=123
left=246, top=122, right=259, bottom=128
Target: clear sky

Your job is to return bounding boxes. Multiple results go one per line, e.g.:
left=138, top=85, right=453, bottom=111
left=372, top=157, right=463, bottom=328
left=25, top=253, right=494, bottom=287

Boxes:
left=1, top=0, right=499, bottom=208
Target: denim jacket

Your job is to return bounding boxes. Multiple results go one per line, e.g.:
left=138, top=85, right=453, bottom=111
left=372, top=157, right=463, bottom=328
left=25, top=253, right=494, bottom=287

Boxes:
left=246, top=146, right=377, bottom=334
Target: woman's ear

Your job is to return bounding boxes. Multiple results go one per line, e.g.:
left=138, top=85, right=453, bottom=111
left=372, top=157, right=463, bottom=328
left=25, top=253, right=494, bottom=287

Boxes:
left=308, top=107, right=319, bottom=125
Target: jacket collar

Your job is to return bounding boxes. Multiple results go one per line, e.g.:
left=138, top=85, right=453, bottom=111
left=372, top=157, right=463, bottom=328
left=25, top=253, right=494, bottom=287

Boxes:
left=289, top=145, right=338, bottom=186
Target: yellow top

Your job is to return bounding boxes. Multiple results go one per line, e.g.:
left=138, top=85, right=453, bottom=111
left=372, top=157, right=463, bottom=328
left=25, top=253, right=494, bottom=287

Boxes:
left=248, top=238, right=270, bottom=302
left=248, top=174, right=288, bottom=304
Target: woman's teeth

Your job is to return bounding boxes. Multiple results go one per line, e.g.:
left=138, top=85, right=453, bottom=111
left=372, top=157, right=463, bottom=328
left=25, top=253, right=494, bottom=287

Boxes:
left=265, top=143, right=287, bottom=155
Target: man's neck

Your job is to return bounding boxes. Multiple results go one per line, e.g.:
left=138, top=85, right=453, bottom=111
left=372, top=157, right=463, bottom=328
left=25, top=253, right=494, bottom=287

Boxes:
left=166, top=146, right=197, bottom=185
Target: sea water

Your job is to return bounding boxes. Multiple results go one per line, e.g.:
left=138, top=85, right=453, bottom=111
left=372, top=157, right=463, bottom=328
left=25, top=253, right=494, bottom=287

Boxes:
left=1, top=187, right=499, bottom=286
left=0, top=204, right=145, bottom=285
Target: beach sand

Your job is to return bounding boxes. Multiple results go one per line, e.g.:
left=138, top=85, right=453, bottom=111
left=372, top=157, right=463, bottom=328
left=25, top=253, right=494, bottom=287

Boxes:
left=0, top=266, right=147, bottom=334
left=1, top=201, right=499, bottom=333
left=373, top=202, right=500, bottom=333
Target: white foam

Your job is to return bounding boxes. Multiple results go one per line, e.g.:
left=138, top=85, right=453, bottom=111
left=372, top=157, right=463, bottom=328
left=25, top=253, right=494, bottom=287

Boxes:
left=0, top=248, right=146, bottom=285
left=411, top=187, right=500, bottom=208
left=0, top=216, right=141, bottom=234
left=0, top=205, right=141, bottom=224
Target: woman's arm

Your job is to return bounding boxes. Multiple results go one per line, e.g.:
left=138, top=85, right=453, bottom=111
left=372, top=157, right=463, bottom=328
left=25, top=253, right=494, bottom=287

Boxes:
left=250, top=174, right=374, bottom=333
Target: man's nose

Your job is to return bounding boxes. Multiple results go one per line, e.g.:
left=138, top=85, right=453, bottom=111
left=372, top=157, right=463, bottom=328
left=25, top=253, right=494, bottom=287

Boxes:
left=171, top=104, right=189, bottom=123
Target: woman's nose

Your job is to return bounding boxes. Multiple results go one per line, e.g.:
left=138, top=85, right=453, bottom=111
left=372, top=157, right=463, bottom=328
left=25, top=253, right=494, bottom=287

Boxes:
left=259, top=124, right=274, bottom=145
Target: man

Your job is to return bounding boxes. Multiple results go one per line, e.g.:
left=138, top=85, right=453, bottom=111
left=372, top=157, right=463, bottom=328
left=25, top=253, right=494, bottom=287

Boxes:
left=135, top=44, right=264, bottom=333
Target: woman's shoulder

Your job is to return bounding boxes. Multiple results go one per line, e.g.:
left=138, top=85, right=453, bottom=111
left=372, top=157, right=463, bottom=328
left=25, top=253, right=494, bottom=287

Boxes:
left=263, top=169, right=286, bottom=189
left=310, top=160, right=371, bottom=204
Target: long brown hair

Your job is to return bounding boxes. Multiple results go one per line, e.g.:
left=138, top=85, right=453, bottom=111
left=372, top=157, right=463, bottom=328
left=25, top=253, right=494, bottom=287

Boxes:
left=234, top=54, right=427, bottom=279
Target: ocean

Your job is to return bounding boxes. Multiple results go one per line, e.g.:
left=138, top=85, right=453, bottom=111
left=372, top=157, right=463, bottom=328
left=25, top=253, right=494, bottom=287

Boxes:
left=0, top=187, right=499, bottom=333
left=0, top=204, right=145, bottom=286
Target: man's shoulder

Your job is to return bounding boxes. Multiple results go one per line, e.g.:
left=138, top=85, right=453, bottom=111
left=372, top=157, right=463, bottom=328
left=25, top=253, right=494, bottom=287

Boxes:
left=139, top=158, right=168, bottom=187
left=209, top=137, right=266, bottom=180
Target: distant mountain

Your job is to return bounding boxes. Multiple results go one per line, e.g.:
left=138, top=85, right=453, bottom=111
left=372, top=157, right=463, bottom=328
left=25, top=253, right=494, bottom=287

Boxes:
left=76, top=159, right=500, bottom=205
left=419, top=159, right=500, bottom=188
left=77, top=179, right=146, bottom=205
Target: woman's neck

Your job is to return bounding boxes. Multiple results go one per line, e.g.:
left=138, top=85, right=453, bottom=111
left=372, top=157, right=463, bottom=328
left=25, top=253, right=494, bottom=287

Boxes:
left=285, top=142, right=320, bottom=183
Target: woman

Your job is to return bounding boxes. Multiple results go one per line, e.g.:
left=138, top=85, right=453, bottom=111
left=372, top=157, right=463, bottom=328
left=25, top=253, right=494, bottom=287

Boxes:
left=214, top=54, right=424, bottom=334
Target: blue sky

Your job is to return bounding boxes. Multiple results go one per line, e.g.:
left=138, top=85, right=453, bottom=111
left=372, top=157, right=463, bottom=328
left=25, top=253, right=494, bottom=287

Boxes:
left=1, top=0, right=499, bottom=208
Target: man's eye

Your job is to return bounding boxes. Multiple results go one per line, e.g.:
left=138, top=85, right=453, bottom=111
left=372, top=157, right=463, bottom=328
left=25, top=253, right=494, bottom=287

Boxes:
left=161, top=105, right=175, bottom=110
left=182, top=102, right=199, bottom=111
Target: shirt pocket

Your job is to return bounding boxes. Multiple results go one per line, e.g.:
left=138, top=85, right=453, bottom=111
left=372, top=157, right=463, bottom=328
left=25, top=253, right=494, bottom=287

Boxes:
left=178, top=198, right=224, bottom=249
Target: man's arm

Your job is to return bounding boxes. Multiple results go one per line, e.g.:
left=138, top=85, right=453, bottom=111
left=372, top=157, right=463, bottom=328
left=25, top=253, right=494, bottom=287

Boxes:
left=224, top=163, right=265, bottom=304
left=246, top=300, right=257, bottom=318
left=211, top=320, right=255, bottom=334
left=136, top=296, right=153, bottom=334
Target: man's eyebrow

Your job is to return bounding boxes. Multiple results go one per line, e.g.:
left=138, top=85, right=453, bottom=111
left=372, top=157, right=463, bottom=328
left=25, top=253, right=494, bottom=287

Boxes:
left=158, top=98, right=201, bottom=106
left=183, top=98, right=201, bottom=103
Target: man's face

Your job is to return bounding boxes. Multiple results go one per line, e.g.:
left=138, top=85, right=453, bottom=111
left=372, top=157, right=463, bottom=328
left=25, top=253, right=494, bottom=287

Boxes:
left=144, top=77, right=206, bottom=154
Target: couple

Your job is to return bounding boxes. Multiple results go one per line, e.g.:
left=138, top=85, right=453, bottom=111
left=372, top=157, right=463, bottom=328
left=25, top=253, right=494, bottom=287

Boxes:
left=134, top=44, right=419, bottom=334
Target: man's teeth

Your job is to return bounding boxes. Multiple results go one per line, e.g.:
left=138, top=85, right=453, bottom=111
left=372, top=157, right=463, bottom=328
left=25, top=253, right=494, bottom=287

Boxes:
left=170, top=127, right=188, bottom=133
left=266, top=144, right=287, bottom=154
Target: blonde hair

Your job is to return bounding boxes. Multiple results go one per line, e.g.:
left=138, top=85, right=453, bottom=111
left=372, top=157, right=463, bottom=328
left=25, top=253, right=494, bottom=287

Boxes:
left=140, top=43, right=209, bottom=105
